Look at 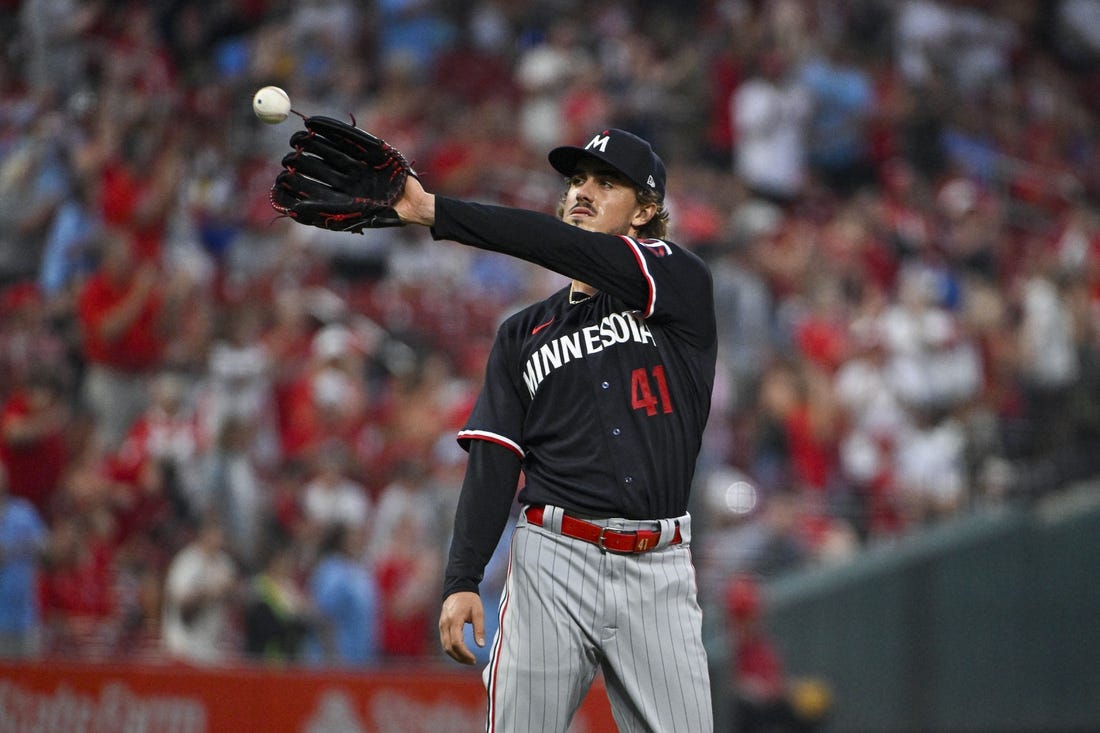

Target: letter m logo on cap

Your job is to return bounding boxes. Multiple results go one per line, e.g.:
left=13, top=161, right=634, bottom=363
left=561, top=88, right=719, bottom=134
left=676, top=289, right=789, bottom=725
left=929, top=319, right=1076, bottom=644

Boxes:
left=585, top=134, right=610, bottom=153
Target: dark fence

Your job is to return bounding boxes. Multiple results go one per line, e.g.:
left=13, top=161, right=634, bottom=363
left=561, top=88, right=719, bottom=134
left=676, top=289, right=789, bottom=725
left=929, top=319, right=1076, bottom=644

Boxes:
left=764, top=484, right=1100, bottom=733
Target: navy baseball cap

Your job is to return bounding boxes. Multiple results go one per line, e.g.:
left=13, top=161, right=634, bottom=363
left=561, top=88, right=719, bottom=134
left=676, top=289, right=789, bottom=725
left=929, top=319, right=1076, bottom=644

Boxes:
left=549, top=128, right=666, bottom=201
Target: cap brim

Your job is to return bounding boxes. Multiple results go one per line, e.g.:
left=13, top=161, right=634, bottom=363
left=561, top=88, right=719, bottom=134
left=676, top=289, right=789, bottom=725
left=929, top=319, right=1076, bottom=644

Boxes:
left=548, top=146, right=589, bottom=178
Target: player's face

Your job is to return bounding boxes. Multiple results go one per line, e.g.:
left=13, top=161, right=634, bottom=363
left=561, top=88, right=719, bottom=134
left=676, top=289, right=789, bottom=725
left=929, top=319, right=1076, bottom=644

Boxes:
left=561, top=159, right=656, bottom=236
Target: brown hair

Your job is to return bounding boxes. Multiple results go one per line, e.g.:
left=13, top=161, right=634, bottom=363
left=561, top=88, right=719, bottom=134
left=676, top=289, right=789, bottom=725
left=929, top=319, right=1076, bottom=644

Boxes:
left=634, top=187, right=669, bottom=240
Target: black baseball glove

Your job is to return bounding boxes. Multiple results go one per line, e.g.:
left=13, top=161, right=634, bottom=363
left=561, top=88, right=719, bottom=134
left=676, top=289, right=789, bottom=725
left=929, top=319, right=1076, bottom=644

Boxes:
left=270, top=116, right=416, bottom=232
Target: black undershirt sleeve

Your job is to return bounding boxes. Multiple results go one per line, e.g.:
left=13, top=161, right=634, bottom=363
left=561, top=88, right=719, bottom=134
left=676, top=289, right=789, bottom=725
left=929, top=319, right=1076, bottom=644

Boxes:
left=442, top=438, right=523, bottom=601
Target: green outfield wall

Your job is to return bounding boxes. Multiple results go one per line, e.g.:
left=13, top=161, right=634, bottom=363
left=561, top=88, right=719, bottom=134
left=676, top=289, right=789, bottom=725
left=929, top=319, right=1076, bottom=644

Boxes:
left=764, top=484, right=1100, bottom=733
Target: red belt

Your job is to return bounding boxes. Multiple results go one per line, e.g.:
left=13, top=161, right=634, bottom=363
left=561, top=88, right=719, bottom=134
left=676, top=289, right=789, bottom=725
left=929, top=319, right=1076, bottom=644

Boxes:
left=525, top=505, right=681, bottom=553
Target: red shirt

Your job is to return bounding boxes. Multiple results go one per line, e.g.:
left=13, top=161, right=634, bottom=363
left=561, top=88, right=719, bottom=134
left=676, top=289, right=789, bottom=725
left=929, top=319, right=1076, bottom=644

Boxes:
left=39, top=537, right=116, bottom=621
left=376, top=556, right=431, bottom=658
left=107, top=409, right=200, bottom=545
left=99, top=161, right=165, bottom=262
left=0, top=391, right=67, bottom=517
left=735, top=635, right=786, bottom=700
left=77, top=272, right=166, bottom=371
left=112, top=408, right=202, bottom=481
left=785, top=404, right=835, bottom=491
left=278, top=370, right=368, bottom=462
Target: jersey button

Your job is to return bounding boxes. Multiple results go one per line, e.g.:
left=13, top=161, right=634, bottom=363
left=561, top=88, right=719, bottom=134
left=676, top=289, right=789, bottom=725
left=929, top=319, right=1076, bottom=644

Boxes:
left=612, top=428, right=621, bottom=436
left=601, top=381, right=610, bottom=389
left=624, top=476, right=633, bottom=484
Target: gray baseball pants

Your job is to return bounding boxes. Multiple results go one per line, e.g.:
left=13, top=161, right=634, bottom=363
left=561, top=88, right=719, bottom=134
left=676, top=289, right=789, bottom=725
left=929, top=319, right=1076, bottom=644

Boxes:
left=482, top=506, right=713, bottom=732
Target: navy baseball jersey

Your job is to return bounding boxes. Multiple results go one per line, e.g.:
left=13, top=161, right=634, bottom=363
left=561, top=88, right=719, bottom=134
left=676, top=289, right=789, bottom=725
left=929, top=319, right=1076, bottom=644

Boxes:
left=433, top=196, right=716, bottom=521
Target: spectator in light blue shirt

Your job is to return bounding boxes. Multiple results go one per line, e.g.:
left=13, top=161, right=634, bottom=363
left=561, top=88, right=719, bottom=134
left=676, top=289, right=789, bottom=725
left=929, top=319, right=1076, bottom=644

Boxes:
left=309, top=523, right=380, bottom=667
left=38, top=171, right=101, bottom=299
left=0, top=460, right=48, bottom=659
left=799, top=42, right=875, bottom=196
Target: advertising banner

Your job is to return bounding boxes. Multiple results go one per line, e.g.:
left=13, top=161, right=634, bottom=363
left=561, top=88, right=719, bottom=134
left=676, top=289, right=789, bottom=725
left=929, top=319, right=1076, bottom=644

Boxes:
left=0, top=660, right=616, bottom=732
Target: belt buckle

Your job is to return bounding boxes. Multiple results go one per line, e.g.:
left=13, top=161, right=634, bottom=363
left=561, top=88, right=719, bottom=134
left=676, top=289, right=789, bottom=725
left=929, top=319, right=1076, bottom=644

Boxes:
left=597, top=526, right=642, bottom=553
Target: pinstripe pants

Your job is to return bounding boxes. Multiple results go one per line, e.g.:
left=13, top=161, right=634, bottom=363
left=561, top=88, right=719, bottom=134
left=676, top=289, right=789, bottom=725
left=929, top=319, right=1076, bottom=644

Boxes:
left=483, top=508, right=713, bottom=732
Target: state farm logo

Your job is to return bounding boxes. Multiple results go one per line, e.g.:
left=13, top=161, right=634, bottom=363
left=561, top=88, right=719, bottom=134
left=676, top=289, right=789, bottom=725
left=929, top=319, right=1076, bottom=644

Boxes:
left=303, top=687, right=487, bottom=733
left=364, top=691, right=484, bottom=732
left=301, top=686, right=601, bottom=733
left=303, top=691, right=366, bottom=733
left=0, top=680, right=205, bottom=733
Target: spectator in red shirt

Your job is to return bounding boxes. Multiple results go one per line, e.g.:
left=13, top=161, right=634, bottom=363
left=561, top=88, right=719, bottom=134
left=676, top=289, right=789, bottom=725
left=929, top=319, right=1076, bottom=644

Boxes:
left=0, top=370, right=70, bottom=520
left=76, top=228, right=192, bottom=450
left=726, top=575, right=828, bottom=733
left=279, top=324, right=369, bottom=464
left=369, top=462, right=443, bottom=659
left=753, top=361, right=842, bottom=496
left=109, top=372, right=204, bottom=551
left=95, top=7, right=182, bottom=266
left=38, top=513, right=117, bottom=659
left=374, top=531, right=439, bottom=659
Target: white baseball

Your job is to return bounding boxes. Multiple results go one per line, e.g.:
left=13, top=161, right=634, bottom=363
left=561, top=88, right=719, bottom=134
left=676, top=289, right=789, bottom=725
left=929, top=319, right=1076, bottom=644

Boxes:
left=253, top=86, right=291, bottom=124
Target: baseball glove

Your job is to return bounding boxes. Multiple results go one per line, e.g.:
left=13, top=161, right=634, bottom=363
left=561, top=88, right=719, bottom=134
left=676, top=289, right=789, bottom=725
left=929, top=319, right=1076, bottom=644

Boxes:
left=270, top=116, right=415, bottom=232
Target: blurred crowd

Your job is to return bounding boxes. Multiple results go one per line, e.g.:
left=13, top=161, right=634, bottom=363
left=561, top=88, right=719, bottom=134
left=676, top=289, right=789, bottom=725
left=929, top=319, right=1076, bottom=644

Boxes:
left=2, top=0, right=1100, bottom=687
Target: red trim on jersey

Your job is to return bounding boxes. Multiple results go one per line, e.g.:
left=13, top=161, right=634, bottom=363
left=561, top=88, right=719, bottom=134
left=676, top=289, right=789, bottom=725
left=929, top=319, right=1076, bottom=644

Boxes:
left=619, top=235, right=657, bottom=318
left=457, top=429, right=525, bottom=459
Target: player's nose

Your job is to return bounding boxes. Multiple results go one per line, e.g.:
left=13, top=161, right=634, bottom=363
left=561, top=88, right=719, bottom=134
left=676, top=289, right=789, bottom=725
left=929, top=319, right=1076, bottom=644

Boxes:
left=573, top=185, right=595, bottom=204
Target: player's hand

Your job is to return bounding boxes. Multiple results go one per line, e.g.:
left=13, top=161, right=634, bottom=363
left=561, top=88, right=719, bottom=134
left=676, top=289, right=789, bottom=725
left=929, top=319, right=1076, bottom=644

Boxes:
left=439, top=591, right=484, bottom=665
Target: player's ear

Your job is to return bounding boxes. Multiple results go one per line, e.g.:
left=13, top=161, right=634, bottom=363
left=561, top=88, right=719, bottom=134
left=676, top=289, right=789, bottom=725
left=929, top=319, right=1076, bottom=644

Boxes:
left=632, top=202, right=658, bottom=229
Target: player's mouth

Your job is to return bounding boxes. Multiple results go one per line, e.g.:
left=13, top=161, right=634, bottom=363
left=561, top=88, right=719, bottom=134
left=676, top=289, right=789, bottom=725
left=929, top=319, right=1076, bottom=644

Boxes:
left=569, top=205, right=595, bottom=218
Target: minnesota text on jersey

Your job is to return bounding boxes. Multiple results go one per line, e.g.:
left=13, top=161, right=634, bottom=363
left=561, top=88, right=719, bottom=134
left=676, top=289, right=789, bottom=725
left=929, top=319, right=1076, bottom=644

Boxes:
left=521, top=310, right=656, bottom=398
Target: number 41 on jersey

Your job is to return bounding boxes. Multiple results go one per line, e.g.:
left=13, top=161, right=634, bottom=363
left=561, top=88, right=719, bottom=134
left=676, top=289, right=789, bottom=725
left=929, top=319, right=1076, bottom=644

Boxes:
left=631, top=366, right=674, bottom=416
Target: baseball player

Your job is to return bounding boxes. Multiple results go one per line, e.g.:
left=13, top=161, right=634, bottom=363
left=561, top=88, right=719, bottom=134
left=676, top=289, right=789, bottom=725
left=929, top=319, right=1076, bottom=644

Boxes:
left=271, top=122, right=716, bottom=731
left=389, top=128, right=717, bottom=732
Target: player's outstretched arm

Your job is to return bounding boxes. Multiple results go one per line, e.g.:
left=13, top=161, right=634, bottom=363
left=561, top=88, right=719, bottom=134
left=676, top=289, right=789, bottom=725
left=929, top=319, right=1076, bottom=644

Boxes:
left=439, top=591, right=484, bottom=665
